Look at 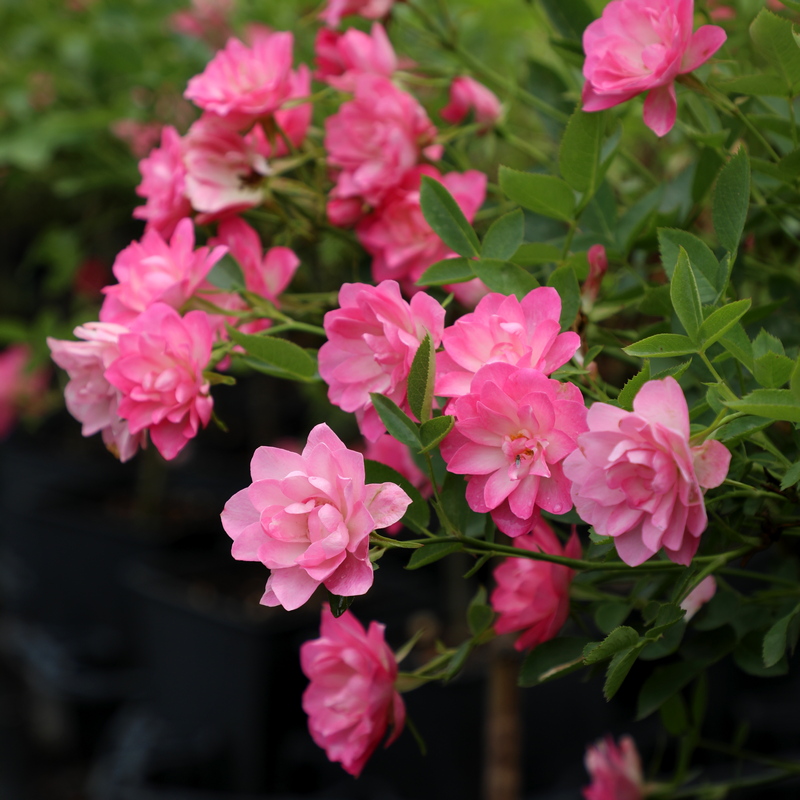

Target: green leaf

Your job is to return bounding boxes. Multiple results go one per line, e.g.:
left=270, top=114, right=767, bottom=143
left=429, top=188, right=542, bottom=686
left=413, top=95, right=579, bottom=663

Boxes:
left=624, top=334, right=696, bottom=358
left=420, top=176, right=481, bottom=257
left=595, top=603, right=631, bottom=634
left=206, top=253, right=246, bottom=290
left=750, top=9, right=800, bottom=90
left=547, top=264, right=581, bottom=331
left=406, top=541, right=462, bottom=570
left=718, top=324, right=754, bottom=372
left=781, top=460, right=800, bottom=491
left=697, top=299, right=751, bottom=349
left=513, top=243, right=562, bottom=266
left=408, top=333, right=435, bottom=423
left=559, top=109, right=606, bottom=196
left=670, top=247, right=703, bottom=342
left=365, top=459, right=430, bottom=533
left=792, top=354, right=800, bottom=399
left=723, top=388, right=800, bottom=422
left=467, top=586, right=494, bottom=637
left=419, top=415, right=454, bottom=454
left=519, top=637, right=591, bottom=687
left=481, top=209, right=524, bottom=261
left=583, top=626, right=641, bottom=664
left=717, top=74, right=790, bottom=97
left=328, top=593, right=355, bottom=617
left=736, top=631, right=788, bottom=676
left=658, top=228, right=721, bottom=303
left=710, top=415, right=772, bottom=444
left=499, top=166, right=575, bottom=222
left=754, top=352, right=795, bottom=389
left=539, top=0, right=595, bottom=41
left=370, top=394, right=421, bottom=448
left=416, top=257, right=475, bottom=286
left=713, top=146, right=750, bottom=254
left=636, top=661, right=704, bottom=720
left=660, top=694, right=689, bottom=736
left=444, top=640, right=473, bottom=681
left=472, top=258, right=539, bottom=299
left=645, top=603, right=686, bottom=640
left=617, top=362, right=651, bottom=411
left=618, top=187, right=664, bottom=254
left=228, top=329, right=318, bottom=381
left=763, top=604, right=800, bottom=668
left=604, top=646, right=641, bottom=701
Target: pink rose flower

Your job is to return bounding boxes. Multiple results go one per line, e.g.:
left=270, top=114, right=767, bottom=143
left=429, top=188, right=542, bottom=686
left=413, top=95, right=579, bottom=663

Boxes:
left=318, top=281, right=446, bottom=441
left=0, top=345, right=49, bottom=440
left=441, top=362, right=588, bottom=537
left=319, top=0, right=396, bottom=28
left=435, top=287, right=581, bottom=403
left=132, top=125, right=193, bottom=240
left=315, top=24, right=397, bottom=92
left=111, top=119, right=164, bottom=158
left=170, top=0, right=234, bottom=48
left=183, top=115, right=271, bottom=219
left=300, top=605, right=405, bottom=777
left=356, top=166, right=487, bottom=295
left=680, top=575, right=716, bottom=621
left=104, top=304, right=214, bottom=460
left=491, top=520, right=581, bottom=651
left=581, top=0, right=727, bottom=136
left=325, top=74, right=441, bottom=208
left=269, top=64, right=312, bottom=156
left=563, top=377, right=732, bottom=566
left=440, top=76, right=502, bottom=130
left=100, top=217, right=227, bottom=326
left=220, top=423, right=411, bottom=610
left=582, top=244, right=608, bottom=310
left=47, top=323, right=146, bottom=462
left=184, top=30, right=295, bottom=126
left=583, top=735, right=646, bottom=800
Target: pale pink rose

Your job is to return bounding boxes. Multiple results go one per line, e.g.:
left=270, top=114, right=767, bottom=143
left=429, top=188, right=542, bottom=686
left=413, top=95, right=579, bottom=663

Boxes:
left=133, top=125, right=193, bottom=240
left=325, top=75, right=442, bottom=208
left=318, top=281, right=446, bottom=441
left=440, top=76, right=502, bottom=130
left=583, top=244, right=608, bottom=309
left=435, top=287, right=581, bottom=403
left=104, top=304, right=214, bottom=461
left=356, top=166, right=487, bottom=295
left=47, top=324, right=146, bottom=462
left=111, top=119, right=164, bottom=158
left=100, top=217, right=227, bottom=326
left=315, top=24, right=397, bottom=92
left=269, top=64, right=313, bottom=156
left=491, top=520, right=581, bottom=651
left=582, top=0, right=727, bottom=136
left=301, top=605, right=405, bottom=777
left=220, top=423, right=411, bottom=610
left=680, top=575, right=716, bottom=621
left=170, top=0, right=234, bottom=47
left=583, top=735, right=646, bottom=800
left=0, top=345, right=49, bottom=440
left=183, top=115, right=271, bottom=219
left=563, top=377, right=732, bottom=566
left=441, top=362, right=588, bottom=537
left=319, top=0, right=396, bottom=28
left=184, top=30, right=294, bottom=126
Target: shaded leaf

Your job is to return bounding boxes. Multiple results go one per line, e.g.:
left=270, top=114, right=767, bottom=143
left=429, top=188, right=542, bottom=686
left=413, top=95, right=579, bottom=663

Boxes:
left=408, top=333, right=435, bottom=423
left=499, top=166, right=575, bottom=222
left=417, top=257, right=475, bottom=286
left=712, top=146, right=750, bottom=254
left=481, top=209, right=524, bottom=260
left=420, top=176, right=481, bottom=257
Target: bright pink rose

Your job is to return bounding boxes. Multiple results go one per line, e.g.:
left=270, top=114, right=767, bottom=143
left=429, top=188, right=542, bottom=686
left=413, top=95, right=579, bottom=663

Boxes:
left=319, top=0, right=396, bottom=28
left=133, top=125, right=193, bottom=240
left=0, top=345, right=49, bottom=439
left=300, top=605, right=405, bottom=777
left=269, top=64, right=313, bottom=156
left=184, top=30, right=295, bottom=126
left=47, top=323, right=146, bottom=462
left=220, top=423, right=411, bottom=610
left=581, top=0, right=726, bottom=136
left=440, top=76, right=502, bottom=130
left=583, top=735, right=646, bottom=800
left=325, top=75, right=442, bottom=208
left=491, top=520, right=581, bottom=651
left=183, top=115, right=271, bottom=219
left=318, top=281, right=446, bottom=441
left=104, top=304, right=214, bottom=460
left=563, top=377, right=731, bottom=566
left=435, top=287, right=581, bottom=403
left=680, top=575, right=716, bottom=621
left=441, top=362, right=588, bottom=537
left=583, top=244, right=608, bottom=310
left=356, top=166, right=487, bottom=295
left=315, top=24, right=397, bottom=92
left=100, top=218, right=227, bottom=326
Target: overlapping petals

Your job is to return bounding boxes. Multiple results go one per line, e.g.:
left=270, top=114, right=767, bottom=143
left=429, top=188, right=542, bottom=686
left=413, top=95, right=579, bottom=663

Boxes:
left=583, top=735, right=647, bottom=800
left=440, top=76, right=502, bottom=130
left=319, top=0, right=396, bottom=28
left=315, top=23, right=397, bottom=92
